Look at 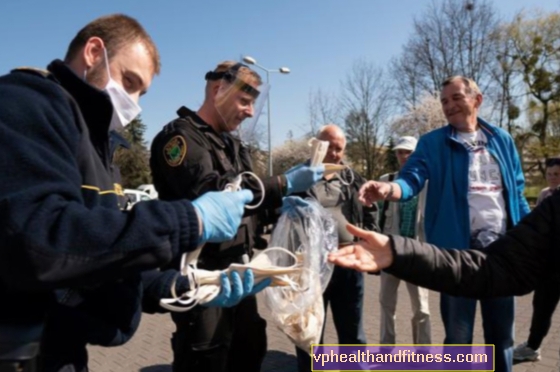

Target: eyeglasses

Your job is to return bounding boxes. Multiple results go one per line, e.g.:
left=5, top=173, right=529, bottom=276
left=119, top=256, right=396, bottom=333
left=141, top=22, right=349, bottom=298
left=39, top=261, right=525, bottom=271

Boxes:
left=545, top=158, right=560, bottom=167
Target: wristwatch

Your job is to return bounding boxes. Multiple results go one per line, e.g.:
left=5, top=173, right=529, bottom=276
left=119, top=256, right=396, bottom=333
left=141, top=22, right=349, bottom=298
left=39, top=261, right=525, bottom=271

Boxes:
left=386, top=182, right=394, bottom=199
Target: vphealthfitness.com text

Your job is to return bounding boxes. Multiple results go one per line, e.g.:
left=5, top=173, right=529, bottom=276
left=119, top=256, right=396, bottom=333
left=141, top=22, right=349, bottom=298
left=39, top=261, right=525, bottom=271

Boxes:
left=311, top=345, right=494, bottom=371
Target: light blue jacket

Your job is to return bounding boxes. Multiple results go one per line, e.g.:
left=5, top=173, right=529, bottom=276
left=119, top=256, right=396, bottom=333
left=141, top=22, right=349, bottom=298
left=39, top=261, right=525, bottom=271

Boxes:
left=394, top=118, right=530, bottom=250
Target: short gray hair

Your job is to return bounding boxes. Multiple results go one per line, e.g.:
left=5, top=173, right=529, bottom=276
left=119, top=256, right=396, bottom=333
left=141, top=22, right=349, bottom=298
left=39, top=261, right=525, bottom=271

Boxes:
left=442, top=75, right=481, bottom=97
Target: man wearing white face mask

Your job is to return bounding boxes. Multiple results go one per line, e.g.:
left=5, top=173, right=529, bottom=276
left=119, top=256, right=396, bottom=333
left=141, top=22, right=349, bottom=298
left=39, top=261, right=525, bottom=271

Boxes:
left=97, top=46, right=143, bottom=130
left=0, top=14, right=264, bottom=372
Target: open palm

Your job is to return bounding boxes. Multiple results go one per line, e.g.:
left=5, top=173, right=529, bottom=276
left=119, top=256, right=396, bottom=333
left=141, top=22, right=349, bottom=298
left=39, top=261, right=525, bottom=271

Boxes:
left=328, top=224, right=394, bottom=272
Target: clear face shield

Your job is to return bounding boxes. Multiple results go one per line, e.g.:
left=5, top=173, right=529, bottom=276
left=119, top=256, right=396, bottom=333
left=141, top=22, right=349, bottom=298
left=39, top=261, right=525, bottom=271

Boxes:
left=206, top=63, right=270, bottom=136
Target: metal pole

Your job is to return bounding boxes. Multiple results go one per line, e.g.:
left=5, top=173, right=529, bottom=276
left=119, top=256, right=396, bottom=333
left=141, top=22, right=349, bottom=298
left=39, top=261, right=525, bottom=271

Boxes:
left=266, top=71, right=273, bottom=177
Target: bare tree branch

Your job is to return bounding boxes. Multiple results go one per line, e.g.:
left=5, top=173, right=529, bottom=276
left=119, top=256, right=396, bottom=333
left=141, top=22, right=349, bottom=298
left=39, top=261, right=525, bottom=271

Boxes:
left=306, top=88, right=341, bottom=135
left=341, top=60, right=391, bottom=179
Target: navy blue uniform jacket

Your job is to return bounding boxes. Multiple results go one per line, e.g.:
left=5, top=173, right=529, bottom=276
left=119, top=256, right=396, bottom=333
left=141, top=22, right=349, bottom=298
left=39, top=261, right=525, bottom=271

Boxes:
left=0, top=60, right=200, bottom=355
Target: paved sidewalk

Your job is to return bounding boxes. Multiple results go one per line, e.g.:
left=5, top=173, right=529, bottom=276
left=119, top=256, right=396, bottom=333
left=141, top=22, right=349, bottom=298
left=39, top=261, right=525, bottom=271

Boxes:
left=88, top=273, right=560, bottom=371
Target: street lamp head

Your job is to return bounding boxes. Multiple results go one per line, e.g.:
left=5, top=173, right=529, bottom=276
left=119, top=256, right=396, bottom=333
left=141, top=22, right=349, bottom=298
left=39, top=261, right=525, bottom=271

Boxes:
left=242, top=56, right=256, bottom=65
left=279, top=67, right=290, bottom=74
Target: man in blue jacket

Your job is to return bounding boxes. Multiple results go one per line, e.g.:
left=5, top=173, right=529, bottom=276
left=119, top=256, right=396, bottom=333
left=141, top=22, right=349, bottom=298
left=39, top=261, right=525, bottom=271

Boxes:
left=358, top=76, right=530, bottom=372
left=0, top=14, right=268, bottom=372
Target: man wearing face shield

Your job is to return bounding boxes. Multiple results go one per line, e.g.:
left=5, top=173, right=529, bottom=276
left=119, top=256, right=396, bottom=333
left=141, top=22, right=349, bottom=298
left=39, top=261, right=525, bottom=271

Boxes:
left=149, top=61, right=325, bottom=372
left=0, top=15, right=261, bottom=372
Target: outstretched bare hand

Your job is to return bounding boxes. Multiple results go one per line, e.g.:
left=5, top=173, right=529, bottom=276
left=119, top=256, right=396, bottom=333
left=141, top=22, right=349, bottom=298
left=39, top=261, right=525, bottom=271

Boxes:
left=358, top=181, right=391, bottom=206
left=328, top=224, right=394, bottom=272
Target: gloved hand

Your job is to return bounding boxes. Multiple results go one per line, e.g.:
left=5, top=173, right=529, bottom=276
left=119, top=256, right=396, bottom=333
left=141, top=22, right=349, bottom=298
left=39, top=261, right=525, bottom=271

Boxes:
left=281, top=196, right=312, bottom=213
left=192, top=189, right=253, bottom=244
left=203, top=269, right=272, bottom=308
left=284, top=163, right=325, bottom=194
left=280, top=196, right=314, bottom=220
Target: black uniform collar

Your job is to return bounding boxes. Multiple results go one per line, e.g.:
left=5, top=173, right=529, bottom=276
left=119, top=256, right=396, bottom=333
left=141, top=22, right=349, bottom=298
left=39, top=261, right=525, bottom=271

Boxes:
left=176, top=106, right=241, bottom=147
left=176, top=106, right=212, bottom=130
left=47, top=59, right=113, bottom=139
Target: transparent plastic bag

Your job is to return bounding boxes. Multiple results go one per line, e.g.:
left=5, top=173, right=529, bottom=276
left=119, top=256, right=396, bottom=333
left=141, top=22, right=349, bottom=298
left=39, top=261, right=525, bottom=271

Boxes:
left=262, top=197, right=338, bottom=352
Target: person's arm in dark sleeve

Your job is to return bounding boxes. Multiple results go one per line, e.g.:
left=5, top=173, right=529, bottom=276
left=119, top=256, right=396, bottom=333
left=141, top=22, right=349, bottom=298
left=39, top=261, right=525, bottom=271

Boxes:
left=141, top=269, right=190, bottom=314
left=384, top=192, right=558, bottom=297
left=244, top=174, right=286, bottom=214
left=0, top=74, right=200, bottom=291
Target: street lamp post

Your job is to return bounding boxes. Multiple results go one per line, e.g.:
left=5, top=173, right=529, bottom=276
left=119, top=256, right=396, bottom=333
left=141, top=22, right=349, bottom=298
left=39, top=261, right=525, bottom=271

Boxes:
left=242, top=55, right=290, bottom=176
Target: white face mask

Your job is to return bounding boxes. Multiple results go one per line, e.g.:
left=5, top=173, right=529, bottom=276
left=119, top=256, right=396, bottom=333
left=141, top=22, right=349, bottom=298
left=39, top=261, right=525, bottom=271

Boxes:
left=102, top=47, right=142, bottom=130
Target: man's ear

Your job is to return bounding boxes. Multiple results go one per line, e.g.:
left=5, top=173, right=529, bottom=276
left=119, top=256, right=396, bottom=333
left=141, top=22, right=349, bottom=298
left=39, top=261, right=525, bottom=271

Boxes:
left=83, top=37, right=105, bottom=69
left=475, top=93, right=483, bottom=109
left=211, top=82, right=221, bottom=97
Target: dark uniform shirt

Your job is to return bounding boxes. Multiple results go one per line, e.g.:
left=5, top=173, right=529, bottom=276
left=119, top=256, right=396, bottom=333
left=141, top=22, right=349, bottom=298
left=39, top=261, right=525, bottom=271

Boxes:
left=149, top=106, right=285, bottom=372
left=150, top=106, right=286, bottom=268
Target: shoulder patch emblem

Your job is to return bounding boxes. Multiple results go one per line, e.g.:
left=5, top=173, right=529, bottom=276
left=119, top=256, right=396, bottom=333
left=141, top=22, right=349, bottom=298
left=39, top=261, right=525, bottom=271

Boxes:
left=164, top=136, right=187, bottom=167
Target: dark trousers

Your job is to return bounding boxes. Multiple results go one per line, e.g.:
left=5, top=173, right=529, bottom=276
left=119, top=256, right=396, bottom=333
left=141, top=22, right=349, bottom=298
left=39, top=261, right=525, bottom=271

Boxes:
left=171, top=295, right=267, bottom=372
left=0, top=349, right=87, bottom=372
left=527, top=283, right=560, bottom=350
left=440, top=294, right=514, bottom=372
left=296, top=266, right=367, bottom=372
left=0, top=359, right=37, bottom=372
left=38, top=347, right=88, bottom=372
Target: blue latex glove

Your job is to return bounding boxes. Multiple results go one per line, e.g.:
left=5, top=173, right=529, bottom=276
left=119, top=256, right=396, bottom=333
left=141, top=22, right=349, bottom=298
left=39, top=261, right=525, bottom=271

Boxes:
left=284, top=164, right=325, bottom=194
left=280, top=196, right=314, bottom=219
left=204, top=269, right=272, bottom=308
left=281, top=196, right=312, bottom=213
left=192, top=189, right=253, bottom=244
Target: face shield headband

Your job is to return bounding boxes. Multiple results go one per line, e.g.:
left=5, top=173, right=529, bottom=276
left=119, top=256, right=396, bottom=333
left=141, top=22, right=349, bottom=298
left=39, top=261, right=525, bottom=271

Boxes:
left=205, top=63, right=261, bottom=99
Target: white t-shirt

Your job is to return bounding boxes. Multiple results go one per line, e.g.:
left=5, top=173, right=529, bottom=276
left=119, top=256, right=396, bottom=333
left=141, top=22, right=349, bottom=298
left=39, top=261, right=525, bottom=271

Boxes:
left=457, top=129, right=507, bottom=234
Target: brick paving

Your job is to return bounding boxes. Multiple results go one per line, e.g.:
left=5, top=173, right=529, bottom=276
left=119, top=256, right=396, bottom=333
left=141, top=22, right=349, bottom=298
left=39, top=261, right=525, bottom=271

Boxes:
left=88, top=273, right=560, bottom=371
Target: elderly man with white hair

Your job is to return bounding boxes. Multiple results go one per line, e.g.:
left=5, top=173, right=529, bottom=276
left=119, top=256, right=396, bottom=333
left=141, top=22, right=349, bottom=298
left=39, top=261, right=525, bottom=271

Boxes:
left=356, top=76, right=530, bottom=372
left=295, top=124, right=378, bottom=372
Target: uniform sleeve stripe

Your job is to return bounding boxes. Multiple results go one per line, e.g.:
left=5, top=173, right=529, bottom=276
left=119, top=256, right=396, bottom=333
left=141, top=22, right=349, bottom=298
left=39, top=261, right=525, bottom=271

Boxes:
left=81, top=185, right=119, bottom=195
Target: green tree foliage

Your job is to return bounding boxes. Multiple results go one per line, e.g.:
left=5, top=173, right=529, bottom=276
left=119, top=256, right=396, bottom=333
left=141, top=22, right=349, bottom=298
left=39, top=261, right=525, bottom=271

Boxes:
left=113, top=116, right=152, bottom=188
left=383, top=137, right=399, bottom=174
left=494, top=11, right=560, bottom=178
left=504, top=11, right=560, bottom=146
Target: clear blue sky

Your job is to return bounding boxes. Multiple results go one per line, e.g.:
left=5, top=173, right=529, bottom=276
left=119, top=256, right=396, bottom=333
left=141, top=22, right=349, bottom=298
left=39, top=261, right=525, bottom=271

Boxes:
left=1, top=0, right=558, bottom=148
